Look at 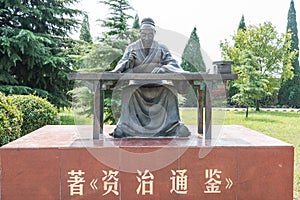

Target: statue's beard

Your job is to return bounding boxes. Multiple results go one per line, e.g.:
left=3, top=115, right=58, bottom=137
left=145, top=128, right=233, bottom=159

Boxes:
left=142, top=40, right=153, bottom=49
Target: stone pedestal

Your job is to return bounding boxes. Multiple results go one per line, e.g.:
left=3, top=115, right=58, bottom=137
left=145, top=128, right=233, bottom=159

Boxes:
left=0, top=125, right=294, bottom=199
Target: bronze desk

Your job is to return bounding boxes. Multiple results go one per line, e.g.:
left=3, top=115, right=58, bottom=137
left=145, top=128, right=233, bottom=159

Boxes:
left=68, top=72, right=238, bottom=139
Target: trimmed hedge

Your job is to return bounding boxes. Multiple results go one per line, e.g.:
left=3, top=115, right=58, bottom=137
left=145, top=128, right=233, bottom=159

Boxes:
left=8, top=95, right=60, bottom=136
left=0, top=93, right=23, bottom=145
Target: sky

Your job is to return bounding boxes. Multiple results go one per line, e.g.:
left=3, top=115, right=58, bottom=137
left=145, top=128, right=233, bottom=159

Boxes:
left=74, top=0, right=300, bottom=64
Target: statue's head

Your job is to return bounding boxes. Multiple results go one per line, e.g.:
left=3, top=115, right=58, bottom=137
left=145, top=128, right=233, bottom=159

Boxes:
left=140, top=17, right=156, bottom=49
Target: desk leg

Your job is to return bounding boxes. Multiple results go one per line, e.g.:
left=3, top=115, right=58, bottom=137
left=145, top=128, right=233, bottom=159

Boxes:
left=93, top=81, right=104, bottom=139
left=205, top=82, right=212, bottom=139
left=196, top=86, right=204, bottom=134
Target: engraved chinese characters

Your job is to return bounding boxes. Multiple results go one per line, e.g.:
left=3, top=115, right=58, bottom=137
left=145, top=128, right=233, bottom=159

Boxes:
left=67, top=168, right=233, bottom=197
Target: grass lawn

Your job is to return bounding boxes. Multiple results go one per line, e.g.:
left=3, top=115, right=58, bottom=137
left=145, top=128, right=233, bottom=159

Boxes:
left=60, top=108, right=300, bottom=198
left=180, top=108, right=300, bottom=199
left=225, top=110, right=300, bottom=199
left=59, top=109, right=92, bottom=125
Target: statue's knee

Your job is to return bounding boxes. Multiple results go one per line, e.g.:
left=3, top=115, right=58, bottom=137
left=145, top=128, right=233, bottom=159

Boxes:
left=110, top=127, right=124, bottom=138
left=176, top=124, right=191, bottom=137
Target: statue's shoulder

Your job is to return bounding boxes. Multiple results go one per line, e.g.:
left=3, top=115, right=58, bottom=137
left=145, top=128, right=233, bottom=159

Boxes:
left=126, top=40, right=140, bottom=50
left=156, top=41, right=170, bottom=52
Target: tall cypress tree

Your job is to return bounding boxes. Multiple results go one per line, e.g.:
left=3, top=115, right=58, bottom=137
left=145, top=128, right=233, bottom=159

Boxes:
left=181, top=27, right=206, bottom=107
left=228, top=15, right=247, bottom=106
left=132, top=14, right=140, bottom=29
left=181, top=27, right=206, bottom=72
left=279, top=0, right=300, bottom=107
left=79, top=14, right=93, bottom=43
left=238, top=15, right=246, bottom=31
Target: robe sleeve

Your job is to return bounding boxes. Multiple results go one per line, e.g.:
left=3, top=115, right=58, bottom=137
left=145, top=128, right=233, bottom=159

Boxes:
left=159, top=44, right=190, bottom=94
left=111, top=46, right=132, bottom=73
left=160, top=44, right=185, bottom=73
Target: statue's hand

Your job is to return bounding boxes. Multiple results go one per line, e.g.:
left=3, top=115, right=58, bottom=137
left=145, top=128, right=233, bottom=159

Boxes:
left=127, top=50, right=136, bottom=69
left=152, top=67, right=166, bottom=73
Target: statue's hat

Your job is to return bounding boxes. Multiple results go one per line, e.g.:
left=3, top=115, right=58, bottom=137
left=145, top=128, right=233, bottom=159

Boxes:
left=140, top=17, right=155, bottom=30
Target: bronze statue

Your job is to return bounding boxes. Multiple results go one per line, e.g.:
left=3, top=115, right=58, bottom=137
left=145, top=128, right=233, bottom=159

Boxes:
left=110, top=18, right=191, bottom=138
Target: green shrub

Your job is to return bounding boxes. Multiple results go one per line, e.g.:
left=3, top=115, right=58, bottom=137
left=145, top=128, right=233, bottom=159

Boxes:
left=0, top=93, right=23, bottom=145
left=8, top=95, right=60, bottom=136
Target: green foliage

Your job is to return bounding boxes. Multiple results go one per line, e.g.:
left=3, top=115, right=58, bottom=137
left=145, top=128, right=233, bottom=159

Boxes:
left=0, top=85, right=49, bottom=98
left=69, top=0, right=138, bottom=124
left=132, top=14, right=140, bottom=29
left=69, top=83, right=121, bottom=125
left=238, top=15, right=246, bottom=31
left=78, top=43, right=124, bottom=72
left=0, top=92, right=22, bottom=146
left=226, top=80, right=239, bottom=106
left=227, top=15, right=247, bottom=105
left=70, top=28, right=139, bottom=124
left=64, top=40, right=96, bottom=72
left=59, top=108, right=92, bottom=125
left=99, top=0, right=133, bottom=39
left=286, top=0, right=299, bottom=61
left=280, top=79, right=300, bottom=107
left=0, top=0, right=83, bottom=107
left=104, top=90, right=120, bottom=124
left=181, top=27, right=206, bottom=107
left=0, top=0, right=82, bottom=36
left=79, top=14, right=93, bottom=43
left=68, top=84, right=94, bottom=116
left=74, top=29, right=139, bottom=73
left=8, top=95, right=60, bottom=136
left=279, top=0, right=300, bottom=107
left=220, top=22, right=296, bottom=114
left=181, top=27, right=206, bottom=72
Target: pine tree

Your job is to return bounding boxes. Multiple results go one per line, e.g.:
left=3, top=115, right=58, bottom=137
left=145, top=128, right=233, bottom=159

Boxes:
left=79, top=14, right=93, bottom=43
left=0, top=0, right=83, bottom=107
left=228, top=15, right=247, bottom=106
left=181, top=27, right=206, bottom=72
left=278, top=0, right=300, bottom=107
left=132, top=14, right=140, bottom=29
left=238, top=15, right=246, bottom=31
left=181, top=27, right=206, bottom=107
left=99, top=0, right=133, bottom=39
left=72, top=1, right=138, bottom=123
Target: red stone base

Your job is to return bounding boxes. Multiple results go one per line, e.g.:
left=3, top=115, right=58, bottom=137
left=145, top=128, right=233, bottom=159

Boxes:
left=0, top=125, right=294, bottom=200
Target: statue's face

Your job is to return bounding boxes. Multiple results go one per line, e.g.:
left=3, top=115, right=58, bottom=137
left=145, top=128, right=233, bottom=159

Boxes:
left=140, top=28, right=155, bottom=48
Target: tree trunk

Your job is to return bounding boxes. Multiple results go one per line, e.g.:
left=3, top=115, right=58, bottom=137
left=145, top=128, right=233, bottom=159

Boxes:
left=246, top=106, right=249, bottom=118
left=256, top=100, right=260, bottom=111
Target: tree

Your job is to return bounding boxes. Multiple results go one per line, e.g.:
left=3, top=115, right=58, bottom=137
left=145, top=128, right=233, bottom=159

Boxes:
left=238, top=15, right=246, bottom=31
left=0, top=0, right=83, bottom=107
left=278, top=0, right=300, bottom=107
left=180, top=27, right=206, bottom=107
left=70, top=30, right=139, bottom=124
left=220, top=22, right=296, bottom=117
left=227, top=15, right=247, bottom=106
left=79, top=14, right=93, bottom=43
left=181, top=27, right=206, bottom=72
left=132, top=13, right=140, bottom=29
left=71, top=0, right=139, bottom=124
left=99, top=0, right=133, bottom=39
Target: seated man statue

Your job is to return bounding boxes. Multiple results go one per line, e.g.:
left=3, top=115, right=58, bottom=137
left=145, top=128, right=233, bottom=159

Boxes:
left=110, top=17, right=191, bottom=138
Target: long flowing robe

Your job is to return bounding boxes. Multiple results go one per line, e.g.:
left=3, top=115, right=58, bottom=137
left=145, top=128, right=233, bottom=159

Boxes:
left=112, top=39, right=188, bottom=137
